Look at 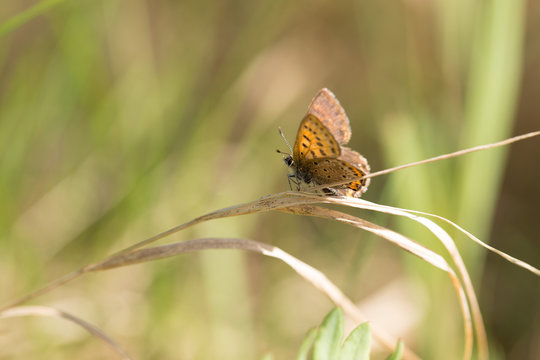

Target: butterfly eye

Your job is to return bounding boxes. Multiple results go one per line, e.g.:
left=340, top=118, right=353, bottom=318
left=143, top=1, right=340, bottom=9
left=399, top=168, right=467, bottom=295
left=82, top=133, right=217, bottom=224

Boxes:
left=283, top=156, right=294, bottom=167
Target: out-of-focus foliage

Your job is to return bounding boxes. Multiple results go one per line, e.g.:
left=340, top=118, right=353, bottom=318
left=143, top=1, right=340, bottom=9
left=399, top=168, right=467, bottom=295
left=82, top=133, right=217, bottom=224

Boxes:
left=0, top=0, right=539, bottom=359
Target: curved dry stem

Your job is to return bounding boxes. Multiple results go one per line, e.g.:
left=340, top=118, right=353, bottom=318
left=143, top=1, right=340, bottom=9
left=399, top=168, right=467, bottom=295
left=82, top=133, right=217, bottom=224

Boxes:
left=0, top=306, right=132, bottom=360
left=0, top=193, right=318, bottom=311
left=306, top=195, right=484, bottom=360
left=0, top=270, right=84, bottom=312
left=364, top=130, right=540, bottom=181
left=87, top=237, right=421, bottom=360
left=345, top=200, right=540, bottom=360
left=279, top=204, right=473, bottom=360
left=384, top=207, right=539, bottom=276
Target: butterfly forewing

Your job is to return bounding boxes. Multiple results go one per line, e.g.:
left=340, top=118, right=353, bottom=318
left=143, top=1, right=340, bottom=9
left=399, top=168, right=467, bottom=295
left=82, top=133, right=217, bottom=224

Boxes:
left=306, top=88, right=351, bottom=145
left=293, top=114, right=341, bottom=163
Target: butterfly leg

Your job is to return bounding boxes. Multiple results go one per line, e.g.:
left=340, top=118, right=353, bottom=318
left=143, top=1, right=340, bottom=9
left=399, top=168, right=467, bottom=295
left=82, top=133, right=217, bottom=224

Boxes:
left=287, top=174, right=301, bottom=191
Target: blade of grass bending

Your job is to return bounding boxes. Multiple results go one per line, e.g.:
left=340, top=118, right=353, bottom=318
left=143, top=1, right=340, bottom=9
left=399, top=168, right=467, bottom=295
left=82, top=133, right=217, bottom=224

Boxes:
left=311, top=195, right=485, bottom=360
left=86, top=237, right=421, bottom=360
left=0, top=306, right=132, bottom=360
left=279, top=203, right=473, bottom=360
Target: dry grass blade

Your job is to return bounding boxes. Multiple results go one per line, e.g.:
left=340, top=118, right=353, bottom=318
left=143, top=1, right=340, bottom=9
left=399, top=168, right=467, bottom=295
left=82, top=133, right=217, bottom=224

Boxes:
left=0, top=306, right=132, bottom=360
left=307, top=195, right=485, bottom=360
left=336, top=199, right=540, bottom=359
left=279, top=203, right=473, bottom=360
left=0, top=193, right=321, bottom=311
left=364, top=130, right=540, bottom=181
left=279, top=205, right=451, bottom=272
left=388, top=207, right=539, bottom=276
left=86, top=237, right=420, bottom=360
left=359, top=198, right=540, bottom=359
left=111, top=193, right=324, bottom=256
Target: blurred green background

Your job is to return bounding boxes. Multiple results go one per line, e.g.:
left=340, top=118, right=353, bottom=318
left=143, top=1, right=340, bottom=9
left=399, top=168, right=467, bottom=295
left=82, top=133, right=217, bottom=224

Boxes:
left=1, top=0, right=539, bottom=359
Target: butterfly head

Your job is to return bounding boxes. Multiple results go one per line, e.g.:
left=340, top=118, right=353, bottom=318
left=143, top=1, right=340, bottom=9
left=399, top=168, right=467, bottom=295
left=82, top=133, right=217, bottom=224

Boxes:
left=283, top=154, right=294, bottom=167
left=276, top=149, right=295, bottom=169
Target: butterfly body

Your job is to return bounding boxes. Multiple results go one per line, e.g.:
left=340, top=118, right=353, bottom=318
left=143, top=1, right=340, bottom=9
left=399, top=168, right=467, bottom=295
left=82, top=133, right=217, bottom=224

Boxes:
left=283, top=89, right=370, bottom=197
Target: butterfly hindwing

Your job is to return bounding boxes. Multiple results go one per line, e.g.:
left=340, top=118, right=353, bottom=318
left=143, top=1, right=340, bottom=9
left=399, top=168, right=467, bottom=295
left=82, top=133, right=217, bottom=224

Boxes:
left=336, top=147, right=370, bottom=196
left=339, top=147, right=370, bottom=177
left=297, top=158, right=368, bottom=195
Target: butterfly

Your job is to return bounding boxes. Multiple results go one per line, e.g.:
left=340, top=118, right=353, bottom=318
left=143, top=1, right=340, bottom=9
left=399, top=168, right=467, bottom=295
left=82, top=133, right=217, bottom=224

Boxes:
left=280, top=88, right=370, bottom=197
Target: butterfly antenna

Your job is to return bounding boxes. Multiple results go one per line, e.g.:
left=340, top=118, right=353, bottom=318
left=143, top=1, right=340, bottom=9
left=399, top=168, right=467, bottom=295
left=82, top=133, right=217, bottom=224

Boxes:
left=277, top=127, right=293, bottom=154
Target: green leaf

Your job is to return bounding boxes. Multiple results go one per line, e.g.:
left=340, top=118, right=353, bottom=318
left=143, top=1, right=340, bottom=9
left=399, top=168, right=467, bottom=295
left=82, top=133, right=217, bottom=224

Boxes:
left=385, top=340, right=404, bottom=360
left=339, top=322, right=370, bottom=360
left=313, top=308, right=344, bottom=360
left=296, top=327, right=319, bottom=360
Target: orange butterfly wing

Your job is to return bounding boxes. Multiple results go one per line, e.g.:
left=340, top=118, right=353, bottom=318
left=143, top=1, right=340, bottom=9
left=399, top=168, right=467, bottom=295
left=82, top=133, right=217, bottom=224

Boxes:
left=292, top=114, right=341, bottom=164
